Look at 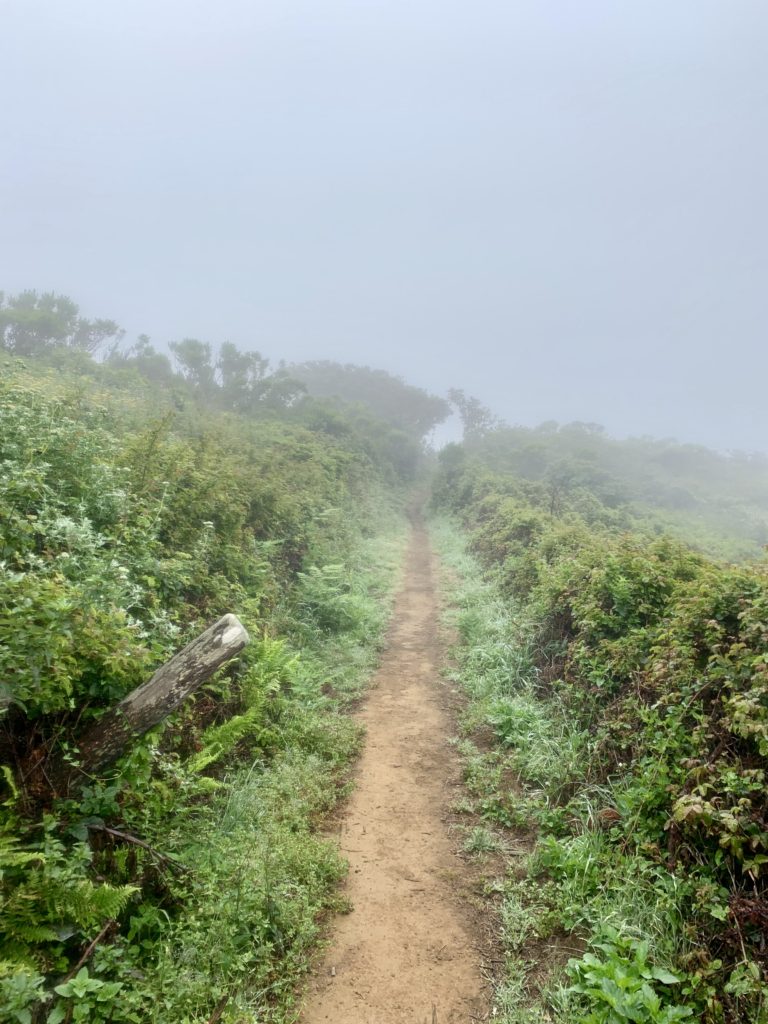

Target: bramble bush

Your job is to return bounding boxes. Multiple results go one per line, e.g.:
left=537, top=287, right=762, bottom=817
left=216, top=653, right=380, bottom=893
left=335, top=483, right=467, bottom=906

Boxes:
left=433, top=449, right=768, bottom=1023
left=0, top=352, right=408, bottom=1022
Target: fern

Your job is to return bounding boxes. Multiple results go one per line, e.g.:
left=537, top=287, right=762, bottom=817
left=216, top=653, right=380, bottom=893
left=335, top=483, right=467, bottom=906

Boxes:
left=0, top=826, right=137, bottom=967
left=0, top=849, right=46, bottom=871
left=66, top=880, right=136, bottom=930
left=188, top=636, right=296, bottom=772
left=188, top=706, right=266, bottom=773
left=4, top=924, right=60, bottom=944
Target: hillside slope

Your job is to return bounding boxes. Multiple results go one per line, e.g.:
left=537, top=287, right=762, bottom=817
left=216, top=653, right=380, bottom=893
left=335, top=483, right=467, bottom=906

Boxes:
left=432, top=438, right=768, bottom=1024
left=0, top=349, right=418, bottom=1022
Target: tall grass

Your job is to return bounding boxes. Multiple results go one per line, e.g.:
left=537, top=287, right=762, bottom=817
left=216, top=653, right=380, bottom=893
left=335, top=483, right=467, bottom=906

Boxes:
left=431, top=516, right=699, bottom=1024
left=132, top=527, right=408, bottom=1023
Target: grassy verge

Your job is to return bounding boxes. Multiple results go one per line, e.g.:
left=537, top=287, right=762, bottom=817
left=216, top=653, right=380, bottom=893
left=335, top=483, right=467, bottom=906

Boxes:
left=0, top=357, right=412, bottom=1023
left=114, top=527, right=406, bottom=1024
left=4, top=524, right=406, bottom=1024
left=431, top=515, right=760, bottom=1024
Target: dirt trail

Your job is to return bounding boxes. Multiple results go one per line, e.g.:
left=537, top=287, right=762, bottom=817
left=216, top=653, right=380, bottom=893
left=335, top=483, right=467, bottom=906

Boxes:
left=301, top=516, right=487, bottom=1024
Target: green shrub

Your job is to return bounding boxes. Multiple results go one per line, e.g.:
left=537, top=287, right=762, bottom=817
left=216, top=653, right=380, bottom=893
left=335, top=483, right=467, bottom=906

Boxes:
left=0, top=359, right=405, bottom=1020
left=431, top=457, right=768, bottom=1024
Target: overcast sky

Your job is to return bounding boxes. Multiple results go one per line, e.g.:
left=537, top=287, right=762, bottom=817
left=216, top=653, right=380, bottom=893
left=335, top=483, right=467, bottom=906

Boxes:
left=2, top=1, right=766, bottom=450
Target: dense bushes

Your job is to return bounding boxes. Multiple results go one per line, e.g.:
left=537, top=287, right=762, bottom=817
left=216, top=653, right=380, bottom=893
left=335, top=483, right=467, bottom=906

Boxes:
left=433, top=449, right=768, bottom=1023
left=0, top=355, right=406, bottom=1022
left=458, top=421, right=768, bottom=559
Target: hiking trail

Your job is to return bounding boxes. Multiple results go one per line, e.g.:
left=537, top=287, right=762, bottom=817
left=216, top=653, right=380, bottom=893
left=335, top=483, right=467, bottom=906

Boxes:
left=301, top=515, right=488, bottom=1024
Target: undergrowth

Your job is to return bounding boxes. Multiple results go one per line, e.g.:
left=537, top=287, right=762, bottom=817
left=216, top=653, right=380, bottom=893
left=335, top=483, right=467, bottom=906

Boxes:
left=0, top=358, right=407, bottom=1023
left=432, top=514, right=767, bottom=1024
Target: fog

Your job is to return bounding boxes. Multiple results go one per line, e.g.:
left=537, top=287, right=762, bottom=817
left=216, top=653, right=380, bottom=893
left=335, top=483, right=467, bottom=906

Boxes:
left=3, top=1, right=766, bottom=451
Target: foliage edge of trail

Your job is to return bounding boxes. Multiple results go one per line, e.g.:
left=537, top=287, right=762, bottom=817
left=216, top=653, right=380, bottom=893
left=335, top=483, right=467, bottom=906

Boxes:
left=0, top=355, right=410, bottom=1024
left=430, top=496, right=768, bottom=1024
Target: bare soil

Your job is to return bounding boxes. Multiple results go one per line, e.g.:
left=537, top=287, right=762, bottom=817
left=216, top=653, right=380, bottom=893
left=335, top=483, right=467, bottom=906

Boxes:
left=300, top=517, right=489, bottom=1024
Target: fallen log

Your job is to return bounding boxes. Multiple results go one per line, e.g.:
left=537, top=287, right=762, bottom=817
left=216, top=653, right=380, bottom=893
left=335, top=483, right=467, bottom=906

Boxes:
left=52, top=613, right=249, bottom=794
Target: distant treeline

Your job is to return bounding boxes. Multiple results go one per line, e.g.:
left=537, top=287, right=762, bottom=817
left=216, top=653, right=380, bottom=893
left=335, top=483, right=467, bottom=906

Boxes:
left=0, top=289, right=451, bottom=481
left=453, top=411, right=768, bottom=560
left=5, top=288, right=768, bottom=561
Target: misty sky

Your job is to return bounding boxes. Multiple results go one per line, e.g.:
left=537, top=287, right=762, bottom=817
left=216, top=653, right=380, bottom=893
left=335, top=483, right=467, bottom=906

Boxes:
left=2, top=1, right=767, bottom=450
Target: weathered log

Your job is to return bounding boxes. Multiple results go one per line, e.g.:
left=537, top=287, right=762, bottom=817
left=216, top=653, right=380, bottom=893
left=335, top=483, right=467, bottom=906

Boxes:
left=54, top=613, right=249, bottom=792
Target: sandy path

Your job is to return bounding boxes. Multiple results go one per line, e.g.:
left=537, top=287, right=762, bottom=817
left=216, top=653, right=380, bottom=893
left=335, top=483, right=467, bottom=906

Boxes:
left=301, top=516, right=486, bottom=1024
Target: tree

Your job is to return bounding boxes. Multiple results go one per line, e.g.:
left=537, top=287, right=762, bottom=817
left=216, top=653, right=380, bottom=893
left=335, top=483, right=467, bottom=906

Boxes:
left=289, top=361, right=450, bottom=439
left=109, top=334, right=176, bottom=384
left=447, top=388, right=498, bottom=442
left=0, top=290, right=123, bottom=355
left=70, top=316, right=125, bottom=354
left=255, top=367, right=306, bottom=410
left=169, top=338, right=216, bottom=394
left=217, top=342, right=270, bottom=409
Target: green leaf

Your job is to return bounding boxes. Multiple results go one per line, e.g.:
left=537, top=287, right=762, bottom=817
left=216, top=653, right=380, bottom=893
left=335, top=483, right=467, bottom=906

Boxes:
left=651, top=966, right=682, bottom=985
